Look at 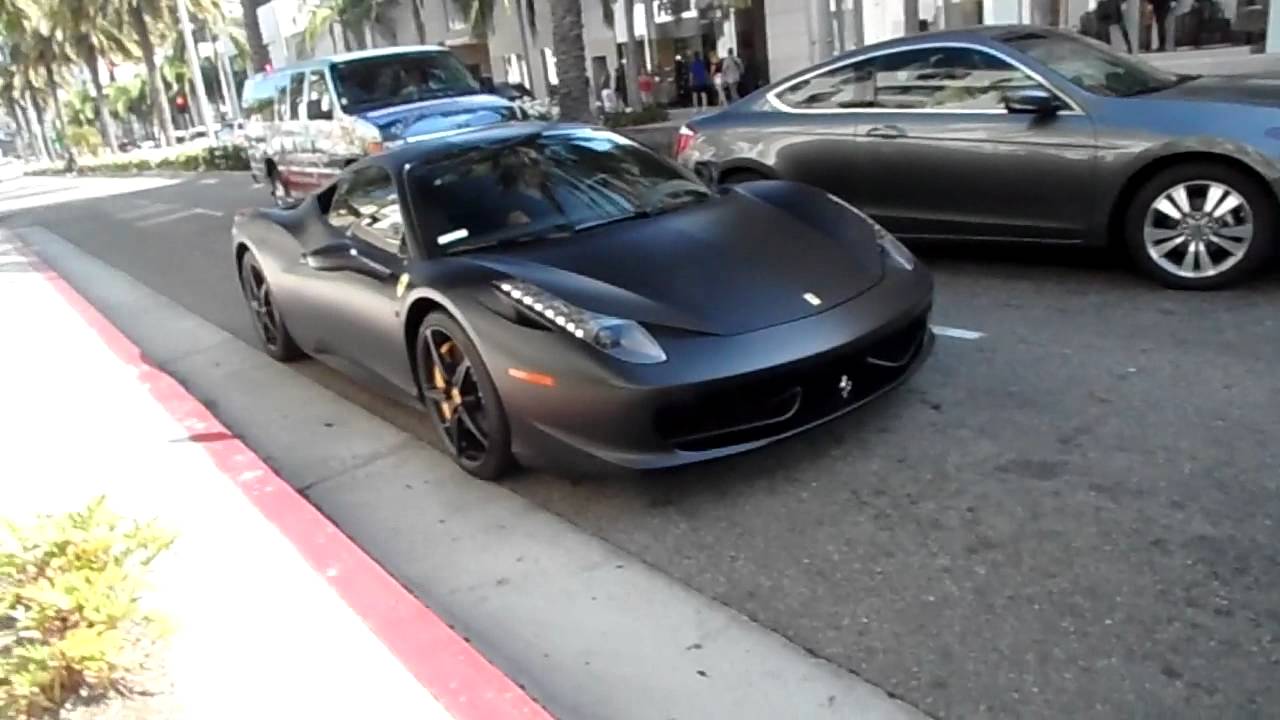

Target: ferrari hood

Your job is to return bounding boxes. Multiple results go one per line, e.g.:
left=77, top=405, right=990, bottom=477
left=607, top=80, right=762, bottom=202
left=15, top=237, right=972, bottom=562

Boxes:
left=358, top=94, right=519, bottom=142
left=467, top=189, right=884, bottom=336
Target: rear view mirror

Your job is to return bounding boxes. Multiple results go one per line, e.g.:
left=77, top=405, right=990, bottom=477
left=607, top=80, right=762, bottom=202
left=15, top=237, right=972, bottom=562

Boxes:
left=1004, top=87, right=1061, bottom=115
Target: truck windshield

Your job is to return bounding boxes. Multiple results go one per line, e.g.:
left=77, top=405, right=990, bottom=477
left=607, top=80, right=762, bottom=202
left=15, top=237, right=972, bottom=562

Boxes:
left=332, top=51, right=481, bottom=114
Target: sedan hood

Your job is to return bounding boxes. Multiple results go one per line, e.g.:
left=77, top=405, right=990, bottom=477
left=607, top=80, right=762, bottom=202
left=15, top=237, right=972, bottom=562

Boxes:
left=1151, top=74, right=1280, bottom=108
left=466, top=189, right=884, bottom=336
left=357, top=94, right=519, bottom=141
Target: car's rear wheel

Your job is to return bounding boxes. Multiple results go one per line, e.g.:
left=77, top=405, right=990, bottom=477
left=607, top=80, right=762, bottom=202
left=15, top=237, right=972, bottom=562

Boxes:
left=417, top=312, right=513, bottom=480
left=269, top=167, right=294, bottom=208
left=239, top=252, right=303, bottom=361
left=1125, top=163, right=1274, bottom=289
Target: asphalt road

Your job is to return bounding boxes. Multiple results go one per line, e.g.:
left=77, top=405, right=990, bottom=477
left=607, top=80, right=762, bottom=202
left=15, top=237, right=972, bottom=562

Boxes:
left=6, top=173, right=1279, bottom=719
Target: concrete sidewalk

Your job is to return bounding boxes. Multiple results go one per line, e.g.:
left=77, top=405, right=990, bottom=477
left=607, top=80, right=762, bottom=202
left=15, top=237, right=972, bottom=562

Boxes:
left=0, top=236, right=546, bottom=719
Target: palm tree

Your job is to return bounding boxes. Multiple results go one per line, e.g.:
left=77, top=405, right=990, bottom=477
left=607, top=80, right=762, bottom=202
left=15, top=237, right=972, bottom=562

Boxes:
left=305, top=0, right=379, bottom=52
left=125, top=0, right=177, bottom=145
left=241, top=0, right=271, bottom=71
left=549, top=0, right=591, bottom=121
left=55, top=0, right=138, bottom=154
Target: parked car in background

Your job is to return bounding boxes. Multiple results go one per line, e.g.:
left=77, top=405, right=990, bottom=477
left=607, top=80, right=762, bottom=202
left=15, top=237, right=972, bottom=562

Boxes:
left=240, top=46, right=521, bottom=207
left=0, top=156, right=24, bottom=182
left=491, top=81, right=558, bottom=120
left=217, top=119, right=247, bottom=146
left=678, top=26, right=1280, bottom=289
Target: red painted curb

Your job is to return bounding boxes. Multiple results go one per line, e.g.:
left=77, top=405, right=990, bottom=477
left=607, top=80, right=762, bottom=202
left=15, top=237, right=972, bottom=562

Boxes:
left=21, top=244, right=552, bottom=720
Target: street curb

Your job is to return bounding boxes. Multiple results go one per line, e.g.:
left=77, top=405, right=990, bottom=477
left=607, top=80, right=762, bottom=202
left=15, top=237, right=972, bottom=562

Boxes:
left=7, top=229, right=551, bottom=720
left=12, top=224, right=931, bottom=720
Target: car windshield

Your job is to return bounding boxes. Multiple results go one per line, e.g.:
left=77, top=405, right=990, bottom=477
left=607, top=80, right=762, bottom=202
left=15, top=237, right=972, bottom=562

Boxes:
left=999, top=31, right=1183, bottom=97
left=331, top=51, right=481, bottom=113
left=409, top=128, right=714, bottom=254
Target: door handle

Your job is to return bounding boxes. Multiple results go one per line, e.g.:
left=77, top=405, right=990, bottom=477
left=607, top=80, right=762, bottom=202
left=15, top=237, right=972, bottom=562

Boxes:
left=866, top=124, right=906, bottom=139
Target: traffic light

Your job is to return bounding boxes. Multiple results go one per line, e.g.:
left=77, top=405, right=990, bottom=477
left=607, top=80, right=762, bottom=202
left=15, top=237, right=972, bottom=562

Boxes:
left=175, top=94, right=187, bottom=111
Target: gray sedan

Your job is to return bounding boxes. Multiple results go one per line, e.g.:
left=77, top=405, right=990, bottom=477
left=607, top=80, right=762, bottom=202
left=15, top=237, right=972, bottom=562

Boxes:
left=676, top=26, right=1280, bottom=289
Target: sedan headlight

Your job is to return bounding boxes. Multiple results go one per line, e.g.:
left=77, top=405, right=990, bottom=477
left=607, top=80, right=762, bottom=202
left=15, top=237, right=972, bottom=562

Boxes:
left=827, top=194, right=915, bottom=270
left=495, top=280, right=667, bottom=364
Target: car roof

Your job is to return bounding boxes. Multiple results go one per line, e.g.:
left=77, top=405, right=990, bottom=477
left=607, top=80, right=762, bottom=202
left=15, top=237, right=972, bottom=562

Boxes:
left=354, top=122, right=599, bottom=174
left=831, top=23, right=1068, bottom=58
left=269, top=45, right=452, bottom=75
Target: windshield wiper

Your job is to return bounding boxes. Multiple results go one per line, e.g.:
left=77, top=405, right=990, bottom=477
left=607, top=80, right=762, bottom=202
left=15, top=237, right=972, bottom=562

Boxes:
left=464, top=222, right=575, bottom=252
left=573, top=210, right=651, bottom=232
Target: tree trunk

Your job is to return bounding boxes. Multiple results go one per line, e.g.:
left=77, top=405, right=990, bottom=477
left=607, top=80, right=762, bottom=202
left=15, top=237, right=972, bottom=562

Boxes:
left=43, top=62, right=68, bottom=148
left=131, top=2, right=176, bottom=146
left=330, top=22, right=340, bottom=52
left=550, top=0, right=591, bottom=121
left=241, top=0, right=272, bottom=71
left=622, top=0, right=641, bottom=108
left=410, top=0, right=427, bottom=43
left=25, top=88, right=53, bottom=161
left=514, top=0, right=536, bottom=89
left=7, top=99, right=33, bottom=160
left=83, top=43, right=119, bottom=152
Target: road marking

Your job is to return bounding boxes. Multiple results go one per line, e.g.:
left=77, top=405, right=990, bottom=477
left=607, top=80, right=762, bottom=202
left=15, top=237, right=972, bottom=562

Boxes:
left=931, top=325, right=986, bottom=341
left=198, top=178, right=220, bottom=184
left=116, top=202, right=179, bottom=219
left=134, top=207, right=224, bottom=226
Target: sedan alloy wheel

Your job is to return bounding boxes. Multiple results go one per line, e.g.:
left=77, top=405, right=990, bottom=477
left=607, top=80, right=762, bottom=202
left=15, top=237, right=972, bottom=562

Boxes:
left=1143, top=180, right=1253, bottom=280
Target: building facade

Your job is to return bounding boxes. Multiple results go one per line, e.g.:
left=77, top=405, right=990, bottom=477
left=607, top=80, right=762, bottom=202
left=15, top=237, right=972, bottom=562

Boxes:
left=256, top=0, right=1272, bottom=105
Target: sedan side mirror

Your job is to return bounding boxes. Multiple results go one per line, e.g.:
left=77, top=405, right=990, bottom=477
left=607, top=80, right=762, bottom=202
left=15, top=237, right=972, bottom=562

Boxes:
left=1004, top=87, right=1062, bottom=115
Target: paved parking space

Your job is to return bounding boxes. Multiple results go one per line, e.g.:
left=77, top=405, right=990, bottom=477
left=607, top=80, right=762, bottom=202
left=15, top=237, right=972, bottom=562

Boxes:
left=5, top=174, right=1278, bottom=718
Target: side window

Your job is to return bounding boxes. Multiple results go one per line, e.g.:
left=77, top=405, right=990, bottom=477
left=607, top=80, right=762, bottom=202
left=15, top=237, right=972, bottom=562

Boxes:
left=774, top=47, right=1044, bottom=112
left=274, top=75, right=289, bottom=121
left=328, top=167, right=404, bottom=254
left=870, top=47, right=1039, bottom=110
left=289, top=72, right=306, bottom=120
left=306, top=70, right=333, bottom=120
left=774, top=59, right=877, bottom=110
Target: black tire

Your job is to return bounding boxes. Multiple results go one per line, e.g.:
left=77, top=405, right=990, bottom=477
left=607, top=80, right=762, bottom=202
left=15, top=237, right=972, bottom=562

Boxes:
left=238, top=252, right=304, bottom=362
left=268, top=166, right=295, bottom=208
left=416, top=311, right=514, bottom=480
left=1124, top=162, right=1274, bottom=290
left=718, top=168, right=769, bottom=186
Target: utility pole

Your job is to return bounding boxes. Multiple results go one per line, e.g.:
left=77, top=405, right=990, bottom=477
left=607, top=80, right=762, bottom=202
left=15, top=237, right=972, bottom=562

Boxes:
left=217, top=25, right=241, bottom=120
left=176, top=0, right=215, bottom=133
left=902, top=0, right=919, bottom=35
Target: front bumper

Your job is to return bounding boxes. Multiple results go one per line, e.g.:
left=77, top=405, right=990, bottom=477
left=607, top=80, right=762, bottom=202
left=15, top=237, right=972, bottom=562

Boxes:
left=476, top=262, right=934, bottom=472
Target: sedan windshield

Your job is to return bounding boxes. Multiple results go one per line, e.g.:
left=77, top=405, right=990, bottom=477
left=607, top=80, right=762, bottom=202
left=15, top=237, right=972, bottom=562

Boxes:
left=999, top=31, right=1183, bottom=97
left=332, top=52, right=481, bottom=113
left=409, top=129, right=714, bottom=253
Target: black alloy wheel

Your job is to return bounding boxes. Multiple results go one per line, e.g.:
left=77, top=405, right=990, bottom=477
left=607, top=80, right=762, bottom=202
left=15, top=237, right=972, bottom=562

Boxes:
left=239, top=253, right=302, bottom=361
left=417, top=312, right=513, bottom=480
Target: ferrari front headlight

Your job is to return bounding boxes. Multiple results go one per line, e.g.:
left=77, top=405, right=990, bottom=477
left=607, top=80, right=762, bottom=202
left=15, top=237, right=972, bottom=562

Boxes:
left=827, top=193, right=915, bottom=270
left=495, top=280, right=667, bottom=364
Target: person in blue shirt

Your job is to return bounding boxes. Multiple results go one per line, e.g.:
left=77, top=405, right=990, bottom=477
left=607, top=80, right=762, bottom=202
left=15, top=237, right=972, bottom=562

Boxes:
left=689, top=52, right=709, bottom=110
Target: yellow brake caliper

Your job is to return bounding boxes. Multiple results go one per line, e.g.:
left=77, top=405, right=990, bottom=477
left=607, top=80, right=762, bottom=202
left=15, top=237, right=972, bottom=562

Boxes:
left=433, top=341, right=455, bottom=420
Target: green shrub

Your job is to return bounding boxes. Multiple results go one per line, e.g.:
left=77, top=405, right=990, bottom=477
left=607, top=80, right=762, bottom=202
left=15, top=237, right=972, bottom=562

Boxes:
left=65, top=126, right=103, bottom=156
left=602, top=106, right=671, bottom=128
left=0, top=498, right=174, bottom=719
left=29, top=143, right=250, bottom=177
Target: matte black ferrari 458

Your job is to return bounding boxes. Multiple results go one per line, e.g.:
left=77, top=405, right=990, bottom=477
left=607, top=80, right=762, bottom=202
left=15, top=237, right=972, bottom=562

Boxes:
left=232, top=123, right=934, bottom=479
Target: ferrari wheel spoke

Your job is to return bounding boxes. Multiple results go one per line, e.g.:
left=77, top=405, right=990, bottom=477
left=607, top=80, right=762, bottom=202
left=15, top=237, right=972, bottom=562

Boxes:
left=446, top=415, right=462, bottom=454
left=452, top=358, right=471, bottom=389
left=423, top=387, right=447, bottom=402
left=458, top=404, right=488, bottom=448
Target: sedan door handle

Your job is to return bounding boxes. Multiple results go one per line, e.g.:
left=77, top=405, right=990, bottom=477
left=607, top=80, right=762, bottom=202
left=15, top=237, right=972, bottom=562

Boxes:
left=865, top=124, right=906, bottom=139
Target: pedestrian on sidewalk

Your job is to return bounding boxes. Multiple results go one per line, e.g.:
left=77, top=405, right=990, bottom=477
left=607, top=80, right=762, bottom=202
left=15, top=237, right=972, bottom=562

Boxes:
left=638, top=70, right=655, bottom=108
left=721, top=48, right=744, bottom=103
left=690, top=52, right=710, bottom=111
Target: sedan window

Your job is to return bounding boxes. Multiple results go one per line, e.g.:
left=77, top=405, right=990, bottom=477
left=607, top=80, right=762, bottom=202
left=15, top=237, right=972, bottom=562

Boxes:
left=776, top=46, right=1041, bottom=111
left=998, top=31, right=1181, bottom=97
left=329, top=166, right=405, bottom=254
